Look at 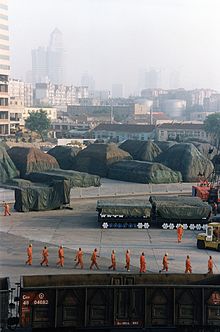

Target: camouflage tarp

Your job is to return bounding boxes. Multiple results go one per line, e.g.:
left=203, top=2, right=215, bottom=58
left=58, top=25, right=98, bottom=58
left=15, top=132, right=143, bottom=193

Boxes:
left=72, top=143, right=132, bottom=177
left=155, top=141, right=177, bottom=152
left=107, top=160, right=182, bottom=184
left=47, top=145, right=79, bottom=169
left=97, top=199, right=151, bottom=217
left=25, top=169, right=101, bottom=187
left=8, top=147, right=59, bottom=177
left=155, top=143, right=214, bottom=182
left=14, top=179, right=70, bottom=212
left=119, top=140, right=161, bottom=161
left=0, top=147, right=19, bottom=183
left=149, top=195, right=211, bottom=220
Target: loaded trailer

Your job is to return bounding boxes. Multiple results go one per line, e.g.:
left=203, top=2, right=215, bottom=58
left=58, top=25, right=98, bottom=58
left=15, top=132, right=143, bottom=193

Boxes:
left=97, top=196, right=212, bottom=230
left=19, top=273, right=220, bottom=332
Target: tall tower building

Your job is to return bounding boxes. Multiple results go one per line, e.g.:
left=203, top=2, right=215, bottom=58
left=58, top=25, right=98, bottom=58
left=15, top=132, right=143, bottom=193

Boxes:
left=47, top=28, right=63, bottom=84
left=31, top=46, right=48, bottom=84
left=0, top=0, right=10, bottom=136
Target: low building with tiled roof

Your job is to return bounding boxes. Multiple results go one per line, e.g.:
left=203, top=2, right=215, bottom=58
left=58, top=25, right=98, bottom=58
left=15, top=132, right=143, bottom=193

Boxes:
left=92, top=123, right=156, bottom=142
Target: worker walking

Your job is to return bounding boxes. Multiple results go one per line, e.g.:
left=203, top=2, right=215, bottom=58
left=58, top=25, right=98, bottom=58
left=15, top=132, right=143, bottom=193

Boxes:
left=208, top=256, right=213, bottom=274
left=90, top=248, right=99, bottom=270
left=159, top=253, right=169, bottom=273
left=3, top=201, right=11, bottom=216
left=177, top=225, right=184, bottom=243
left=140, top=252, right=146, bottom=273
left=74, top=247, right=84, bottom=269
left=56, top=245, right=64, bottom=267
left=40, top=246, right=49, bottom=267
left=185, top=255, right=192, bottom=273
left=108, top=250, right=116, bottom=271
left=25, top=244, right=33, bottom=266
left=125, top=250, right=130, bottom=272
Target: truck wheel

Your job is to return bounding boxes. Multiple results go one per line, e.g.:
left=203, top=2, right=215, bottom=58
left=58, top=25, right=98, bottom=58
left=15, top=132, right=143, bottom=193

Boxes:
left=197, top=240, right=205, bottom=249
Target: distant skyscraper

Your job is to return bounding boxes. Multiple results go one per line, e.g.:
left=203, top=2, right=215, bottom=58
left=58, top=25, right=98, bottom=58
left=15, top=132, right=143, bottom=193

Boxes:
left=31, top=46, right=47, bottom=84
left=47, top=28, right=63, bottom=84
left=0, top=0, right=10, bottom=136
left=31, top=28, right=63, bottom=85
left=81, top=72, right=95, bottom=91
left=169, top=70, right=180, bottom=89
left=145, top=69, right=161, bottom=89
left=112, top=84, right=123, bottom=98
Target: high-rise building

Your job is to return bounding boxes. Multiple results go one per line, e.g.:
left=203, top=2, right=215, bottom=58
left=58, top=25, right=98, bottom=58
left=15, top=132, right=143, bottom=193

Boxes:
left=31, top=46, right=48, bottom=84
left=47, top=28, right=63, bottom=84
left=112, top=84, right=123, bottom=98
left=31, top=29, right=63, bottom=85
left=0, top=0, right=10, bottom=136
left=81, top=72, right=95, bottom=91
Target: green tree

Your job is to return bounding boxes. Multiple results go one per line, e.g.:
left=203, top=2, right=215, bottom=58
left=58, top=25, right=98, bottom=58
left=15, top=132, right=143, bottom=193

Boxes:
left=204, top=113, right=220, bottom=149
left=25, top=110, right=51, bottom=141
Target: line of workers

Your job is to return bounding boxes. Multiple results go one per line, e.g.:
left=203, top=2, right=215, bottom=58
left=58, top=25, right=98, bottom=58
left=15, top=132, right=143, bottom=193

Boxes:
left=25, top=245, right=214, bottom=275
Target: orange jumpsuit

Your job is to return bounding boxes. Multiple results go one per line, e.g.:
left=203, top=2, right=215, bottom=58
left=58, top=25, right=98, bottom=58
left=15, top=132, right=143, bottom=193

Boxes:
left=90, top=250, right=99, bottom=270
left=108, top=252, right=116, bottom=271
left=208, top=258, right=213, bottom=274
left=26, top=246, right=32, bottom=265
left=57, top=247, right=64, bottom=267
left=125, top=251, right=130, bottom=271
left=177, top=226, right=183, bottom=243
left=161, top=255, right=168, bottom=272
left=75, top=249, right=83, bottom=269
left=185, top=257, right=192, bottom=273
left=4, top=203, right=11, bottom=216
left=40, top=248, right=49, bottom=266
left=140, top=254, right=146, bottom=273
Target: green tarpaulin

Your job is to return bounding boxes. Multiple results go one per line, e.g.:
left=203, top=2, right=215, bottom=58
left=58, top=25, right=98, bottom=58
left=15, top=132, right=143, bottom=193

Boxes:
left=97, top=199, right=152, bottom=217
left=0, top=147, right=19, bottom=183
left=149, top=195, right=211, bottom=220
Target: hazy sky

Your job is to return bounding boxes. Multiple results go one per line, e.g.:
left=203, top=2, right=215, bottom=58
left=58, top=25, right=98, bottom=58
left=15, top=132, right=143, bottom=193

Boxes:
left=9, top=0, right=220, bottom=94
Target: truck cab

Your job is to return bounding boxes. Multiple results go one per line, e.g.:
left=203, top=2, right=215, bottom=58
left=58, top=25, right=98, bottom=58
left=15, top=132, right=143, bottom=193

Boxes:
left=197, top=222, right=220, bottom=251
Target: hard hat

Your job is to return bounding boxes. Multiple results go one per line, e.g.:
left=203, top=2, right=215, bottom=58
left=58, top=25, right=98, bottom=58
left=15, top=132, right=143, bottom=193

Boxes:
left=165, top=252, right=168, bottom=256
left=29, top=244, right=32, bottom=247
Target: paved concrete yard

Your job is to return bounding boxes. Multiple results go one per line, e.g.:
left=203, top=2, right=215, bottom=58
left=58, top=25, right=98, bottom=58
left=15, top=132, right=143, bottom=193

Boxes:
left=0, top=198, right=219, bottom=285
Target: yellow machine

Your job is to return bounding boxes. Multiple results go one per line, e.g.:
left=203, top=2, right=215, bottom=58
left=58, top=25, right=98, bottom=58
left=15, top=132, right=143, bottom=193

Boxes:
left=197, top=222, right=220, bottom=251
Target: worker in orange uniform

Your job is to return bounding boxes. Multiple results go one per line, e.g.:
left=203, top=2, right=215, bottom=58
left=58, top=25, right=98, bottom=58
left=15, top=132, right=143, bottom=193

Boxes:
left=40, top=246, right=49, bottom=267
left=25, top=244, right=33, bottom=266
left=208, top=256, right=213, bottom=274
left=57, top=245, right=64, bottom=267
left=177, top=225, right=184, bottom=243
left=3, top=201, right=11, bottom=216
left=74, top=247, right=84, bottom=269
left=108, top=250, right=116, bottom=271
left=140, top=252, right=146, bottom=273
left=185, top=255, right=192, bottom=273
left=159, top=253, right=169, bottom=273
left=90, top=248, right=100, bottom=270
left=125, top=249, right=130, bottom=272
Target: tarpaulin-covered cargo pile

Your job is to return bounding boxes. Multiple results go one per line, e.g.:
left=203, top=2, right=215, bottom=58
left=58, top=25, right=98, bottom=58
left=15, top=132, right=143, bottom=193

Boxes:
left=14, top=179, right=70, bottom=212
left=72, top=143, right=132, bottom=177
left=119, top=140, right=161, bottom=161
left=0, top=147, right=19, bottom=183
left=154, top=141, right=177, bottom=152
left=8, top=147, right=59, bottom=177
left=47, top=145, right=79, bottom=169
left=155, top=143, right=214, bottom=182
left=107, top=160, right=182, bottom=184
left=149, top=195, right=211, bottom=220
left=212, top=154, right=220, bottom=175
left=97, top=199, right=152, bottom=217
left=25, top=169, right=101, bottom=187
left=188, top=141, right=217, bottom=159
left=0, top=141, right=9, bottom=151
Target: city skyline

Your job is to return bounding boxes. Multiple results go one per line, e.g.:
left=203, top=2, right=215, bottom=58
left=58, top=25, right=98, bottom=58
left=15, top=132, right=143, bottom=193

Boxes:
left=9, top=0, right=220, bottom=95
